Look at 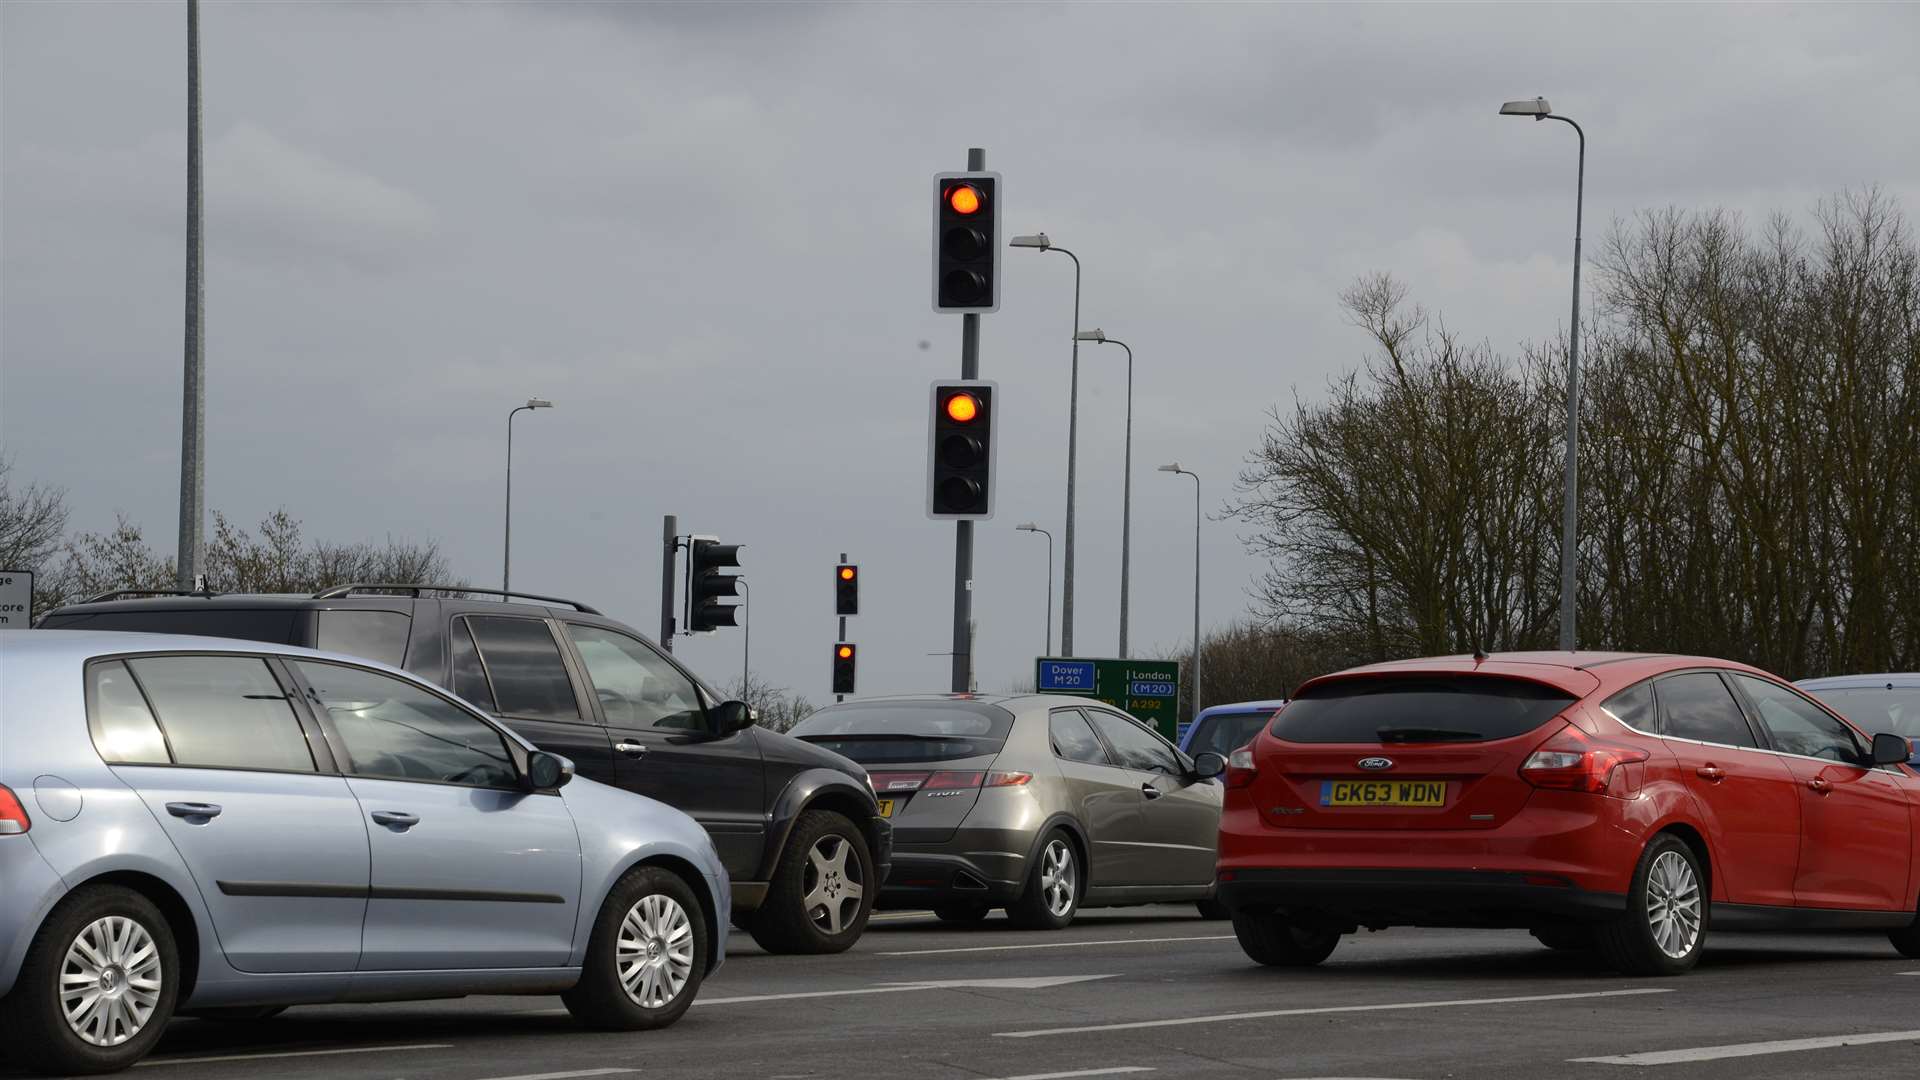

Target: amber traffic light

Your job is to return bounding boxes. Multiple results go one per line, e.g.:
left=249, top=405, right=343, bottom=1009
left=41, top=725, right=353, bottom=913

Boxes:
left=832, top=642, right=857, bottom=695
left=927, top=380, right=997, bottom=519
left=835, top=563, right=858, bottom=616
left=933, top=171, right=1001, bottom=312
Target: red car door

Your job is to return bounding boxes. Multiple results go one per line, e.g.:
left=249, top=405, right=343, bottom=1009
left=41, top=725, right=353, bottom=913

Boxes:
left=1653, top=672, right=1801, bottom=907
left=1729, top=674, right=1913, bottom=911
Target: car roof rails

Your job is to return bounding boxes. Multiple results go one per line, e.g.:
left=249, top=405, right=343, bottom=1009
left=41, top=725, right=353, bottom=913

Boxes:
left=82, top=588, right=221, bottom=603
left=311, top=583, right=603, bottom=615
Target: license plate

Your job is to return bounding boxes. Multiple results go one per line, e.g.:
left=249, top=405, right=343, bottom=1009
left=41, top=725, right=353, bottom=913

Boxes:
left=1319, top=780, right=1446, bottom=807
left=876, top=798, right=895, bottom=818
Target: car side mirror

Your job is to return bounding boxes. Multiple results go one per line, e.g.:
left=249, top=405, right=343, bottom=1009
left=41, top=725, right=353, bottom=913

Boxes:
left=1871, top=732, right=1912, bottom=766
left=527, top=751, right=574, bottom=790
left=1191, top=751, right=1227, bottom=779
left=712, top=700, right=758, bottom=735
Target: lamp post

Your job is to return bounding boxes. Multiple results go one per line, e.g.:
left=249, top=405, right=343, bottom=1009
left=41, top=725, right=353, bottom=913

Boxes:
left=1500, top=95, right=1585, bottom=652
left=1159, top=463, right=1202, bottom=721
left=1075, top=329, right=1136, bottom=657
left=1011, top=232, right=1083, bottom=656
left=503, top=397, right=553, bottom=593
left=1015, top=522, right=1054, bottom=656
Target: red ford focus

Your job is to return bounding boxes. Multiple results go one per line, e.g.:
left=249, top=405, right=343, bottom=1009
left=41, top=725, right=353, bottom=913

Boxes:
left=1212, top=652, right=1920, bottom=975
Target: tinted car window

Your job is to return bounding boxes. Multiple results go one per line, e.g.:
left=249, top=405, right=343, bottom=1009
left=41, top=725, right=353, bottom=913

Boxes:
left=41, top=609, right=299, bottom=645
left=1602, top=681, right=1657, bottom=733
left=295, top=661, right=516, bottom=787
left=127, top=656, right=315, bottom=772
left=463, top=615, right=580, bottom=721
left=448, top=617, right=498, bottom=713
left=1733, top=674, right=1863, bottom=763
left=1088, top=711, right=1181, bottom=775
left=1657, top=672, right=1757, bottom=748
left=86, top=660, right=171, bottom=764
left=1188, top=710, right=1275, bottom=758
left=1271, top=676, right=1575, bottom=744
left=1049, top=709, right=1111, bottom=766
left=314, top=610, right=411, bottom=667
left=565, top=623, right=706, bottom=730
left=793, top=702, right=1013, bottom=764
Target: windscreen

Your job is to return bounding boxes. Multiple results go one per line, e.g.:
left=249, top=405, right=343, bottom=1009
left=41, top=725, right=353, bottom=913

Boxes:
left=1189, top=710, right=1278, bottom=757
left=1271, top=675, right=1575, bottom=744
left=792, top=702, right=1014, bottom=764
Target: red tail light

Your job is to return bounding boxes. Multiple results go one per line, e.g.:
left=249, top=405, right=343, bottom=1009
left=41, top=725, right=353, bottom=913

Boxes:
left=1225, top=746, right=1258, bottom=789
left=1521, top=724, right=1648, bottom=796
left=0, top=785, right=30, bottom=835
left=924, top=771, right=984, bottom=790
left=868, top=772, right=932, bottom=792
left=985, top=771, right=1032, bottom=787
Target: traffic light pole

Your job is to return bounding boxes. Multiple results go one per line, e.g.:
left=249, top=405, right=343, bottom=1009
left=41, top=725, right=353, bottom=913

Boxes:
left=659, top=514, right=677, bottom=651
left=950, top=146, right=984, bottom=695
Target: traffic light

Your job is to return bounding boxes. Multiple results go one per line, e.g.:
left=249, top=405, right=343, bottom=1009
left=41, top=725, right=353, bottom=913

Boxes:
left=926, top=380, right=997, bottom=519
left=688, top=539, right=741, bottom=632
left=933, top=171, right=1001, bottom=313
left=832, top=642, right=857, bottom=695
left=835, top=564, right=858, bottom=616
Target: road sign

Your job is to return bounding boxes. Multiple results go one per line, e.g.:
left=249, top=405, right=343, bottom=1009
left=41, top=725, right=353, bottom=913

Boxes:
left=1035, top=656, right=1182, bottom=740
left=0, top=570, right=32, bottom=628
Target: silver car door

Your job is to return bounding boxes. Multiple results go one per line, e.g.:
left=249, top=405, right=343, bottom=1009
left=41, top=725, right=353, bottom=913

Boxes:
left=1086, top=709, right=1219, bottom=886
left=1047, top=708, right=1147, bottom=885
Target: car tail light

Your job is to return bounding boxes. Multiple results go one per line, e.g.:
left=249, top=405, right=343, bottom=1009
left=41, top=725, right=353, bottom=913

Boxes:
left=1521, top=724, right=1648, bottom=796
left=868, top=772, right=931, bottom=792
left=924, top=771, right=984, bottom=790
left=985, top=771, right=1032, bottom=787
left=1225, top=746, right=1258, bottom=790
left=0, top=785, right=29, bottom=835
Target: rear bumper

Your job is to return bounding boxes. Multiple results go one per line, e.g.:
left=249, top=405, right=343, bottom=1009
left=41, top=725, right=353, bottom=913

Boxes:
left=878, top=834, right=1029, bottom=907
left=1217, top=868, right=1628, bottom=928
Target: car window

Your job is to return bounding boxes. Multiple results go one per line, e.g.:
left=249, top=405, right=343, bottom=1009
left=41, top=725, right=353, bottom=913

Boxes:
left=1809, top=687, right=1920, bottom=762
left=1732, top=674, right=1864, bottom=764
left=1270, top=675, right=1575, bottom=744
left=125, top=656, right=316, bottom=772
left=1602, top=681, right=1657, bottom=733
left=1088, top=710, right=1181, bottom=775
left=448, top=617, right=499, bottom=713
left=463, top=615, right=581, bottom=722
left=86, top=660, right=172, bottom=764
left=295, top=660, right=517, bottom=788
left=1049, top=709, right=1111, bottom=766
left=41, top=609, right=300, bottom=644
left=314, top=610, right=411, bottom=667
left=1657, top=672, right=1757, bottom=748
left=1190, top=710, right=1274, bottom=757
left=564, top=624, right=707, bottom=730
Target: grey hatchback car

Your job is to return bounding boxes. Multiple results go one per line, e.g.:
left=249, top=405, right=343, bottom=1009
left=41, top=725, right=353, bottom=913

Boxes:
left=791, top=694, right=1222, bottom=928
left=0, top=631, right=729, bottom=1075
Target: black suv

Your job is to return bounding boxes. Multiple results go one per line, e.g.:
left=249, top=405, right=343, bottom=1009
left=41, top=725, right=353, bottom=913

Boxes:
left=41, top=585, right=891, bottom=954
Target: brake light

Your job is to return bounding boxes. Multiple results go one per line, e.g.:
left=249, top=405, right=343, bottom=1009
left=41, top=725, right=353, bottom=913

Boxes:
left=0, top=785, right=30, bottom=835
left=1521, top=724, right=1648, bottom=796
left=1225, top=746, right=1258, bottom=789
left=985, top=771, right=1032, bottom=787
left=924, top=771, right=984, bottom=790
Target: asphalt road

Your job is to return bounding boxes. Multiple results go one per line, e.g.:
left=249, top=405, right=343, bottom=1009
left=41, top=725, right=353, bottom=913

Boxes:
left=12, top=906, right=1920, bottom=1079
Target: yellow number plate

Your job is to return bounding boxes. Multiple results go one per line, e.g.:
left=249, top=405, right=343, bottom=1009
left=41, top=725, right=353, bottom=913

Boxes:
left=1319, top=780, right=1446, bottom=807
left=876, top=798, right=895, bottom=818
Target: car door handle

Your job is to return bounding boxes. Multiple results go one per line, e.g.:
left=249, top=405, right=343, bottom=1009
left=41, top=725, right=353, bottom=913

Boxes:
left=1806, top=778, right=1833, bottom=795
left=165, top=802, right=222, bottom=820
left=1141, top=783, right=1164, bottom=800
left=1695, top=766, right=1725, bottom=783
left=370, top=810, right=419, bottom=828
left=614, top=742, right=647, bottom=758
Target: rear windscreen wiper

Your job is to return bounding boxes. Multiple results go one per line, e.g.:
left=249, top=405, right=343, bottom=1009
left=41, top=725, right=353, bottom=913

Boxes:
left=1375, top=727, right=1482, bottom=742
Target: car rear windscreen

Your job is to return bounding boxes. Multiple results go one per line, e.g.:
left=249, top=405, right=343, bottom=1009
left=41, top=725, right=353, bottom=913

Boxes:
left=37, top=609, right=300, bottom=645
left=1270, top=675, right=1576, bottom=744
left=792, top=702, right=1014, bottom=764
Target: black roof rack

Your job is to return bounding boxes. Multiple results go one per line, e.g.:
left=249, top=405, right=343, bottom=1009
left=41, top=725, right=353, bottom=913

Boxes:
left=311, top=583, right=602, bottom=615
left=83, top=589, right=220, bottom=603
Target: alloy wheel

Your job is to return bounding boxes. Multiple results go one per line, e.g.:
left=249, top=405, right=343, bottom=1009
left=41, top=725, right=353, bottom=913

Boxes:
left=1645, top=849, right=1702, bottom=959
left=616, top=893, right=695, bottom=1009
left=60, top=915, right=163, bottom=1047
left=1039, top=838, right=1077, bottom=918
left=803, top=834, right=865, bottom=936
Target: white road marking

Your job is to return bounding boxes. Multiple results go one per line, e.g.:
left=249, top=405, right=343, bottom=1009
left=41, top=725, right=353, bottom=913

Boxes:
left=881, top=934, right=1234, bottom=956
left=994, top=987, right=1675, bottom=1037
left=1570, top=1029, right=1920, bottom=1065
left=700, top=973, right=1118, bottom=1005
left=471, top=1071, right=639, bottom=1080
left=135, top=1043, right=450, bottom=1066
left=993, top=1069, right=1153, bottom=1080
left=870, top=910, right=936, bottom=921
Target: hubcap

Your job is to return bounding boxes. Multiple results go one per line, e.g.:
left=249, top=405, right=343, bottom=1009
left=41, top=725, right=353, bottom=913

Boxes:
left=616, top=893, right=695, bottom=1009
left=61, top=915, right=163, bottom=1047
left=1039, top=839, right=1077, bottom=918
left=802, top=835, right=865, bottom=937
left=1645, top=849, right=1702, bottom=959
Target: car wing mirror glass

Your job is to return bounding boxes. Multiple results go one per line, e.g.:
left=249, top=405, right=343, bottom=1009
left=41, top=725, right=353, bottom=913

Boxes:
left=527, top=750, right=574, bottom=790
left=1191, top=751, right=1227, bottom=779
left=712, top=699, right=758, bottom=735
left=1871, top=732, right=1912, bottom=766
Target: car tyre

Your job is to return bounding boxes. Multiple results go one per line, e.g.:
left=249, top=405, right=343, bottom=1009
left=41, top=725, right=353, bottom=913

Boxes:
left=933, top=902, right=992, bottom=924
left=2, top=884, right=180, bottom=1075
left=1195, top=897, right=1231, bottom=920
left=1231, top=909, right=1339, bottom=967
left=748, top=810, right=875, bottom=955
left=563, top=866, right=707, bottom=1031
left=1530, top=925, right=1596, bottom=951
left=1006, top=830, right=1080, bottom=931
left=1594, top=833, right=1705, bottom=976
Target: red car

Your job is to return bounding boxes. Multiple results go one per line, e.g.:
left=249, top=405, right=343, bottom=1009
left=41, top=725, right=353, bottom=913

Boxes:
left=1211, top=651, right=1920, bottom=975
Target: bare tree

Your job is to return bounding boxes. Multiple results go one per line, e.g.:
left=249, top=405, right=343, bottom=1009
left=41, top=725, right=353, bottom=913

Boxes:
left=722, top=671, right=817, bottom=734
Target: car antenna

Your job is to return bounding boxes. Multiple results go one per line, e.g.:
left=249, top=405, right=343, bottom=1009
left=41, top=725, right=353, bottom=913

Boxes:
left=1472, top=644, right=1489, bottom=663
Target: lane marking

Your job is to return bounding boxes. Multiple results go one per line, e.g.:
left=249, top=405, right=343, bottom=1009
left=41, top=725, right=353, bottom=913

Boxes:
left=870, top=910, right=936, bottom=921
left=515, top=973, right=1119, bottom=1016
left=995, top=987, right=1674, bottom=1038
left=471, top=1071, right=639, bottom=1080
left=1570, top=1029, right=1920, bottom=1066
left=882, top=934, right=1234, bottom=956
left=993, top=1070, right=1153, bottom=1079
left=136, top=1043, right=450, bottom=1066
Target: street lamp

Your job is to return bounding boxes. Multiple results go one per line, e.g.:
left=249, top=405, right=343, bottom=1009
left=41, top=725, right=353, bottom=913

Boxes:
left=503, top=397, right=554, bottom=594
left=1014, top=522, right=1054, bottom=657
left=1011, top=231, right=1084, bottom=657
left=1075, top=329, right=1136, bottom=657
left=1501, top=95, right=1585, bottom=652
left=1159, top=463, right=1202, bottom=721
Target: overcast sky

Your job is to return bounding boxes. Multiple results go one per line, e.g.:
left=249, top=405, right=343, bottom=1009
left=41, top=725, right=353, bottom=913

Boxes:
left=5, top=1, right=1917, bottom=701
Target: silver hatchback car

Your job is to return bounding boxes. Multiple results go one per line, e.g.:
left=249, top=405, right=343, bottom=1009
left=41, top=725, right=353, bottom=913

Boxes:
left=0, top=631, right=729, bottom=1075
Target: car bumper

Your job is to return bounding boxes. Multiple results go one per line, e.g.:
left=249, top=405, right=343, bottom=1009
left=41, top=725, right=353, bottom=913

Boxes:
left=878, top=833, right=1029, bottom=907
left=1217, top=867, right=1628, bottom=929
left=0, top=837, right=68, bottom=997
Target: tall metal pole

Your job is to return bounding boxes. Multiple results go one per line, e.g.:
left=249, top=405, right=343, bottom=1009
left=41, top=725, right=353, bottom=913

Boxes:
left=1041, top=529, right=1053, bottom=657
left=659, top=514, right=678, bottom=651
left=503, top=404, right=532, bottom=592
left=739, top=580, right=749, bottom=691
left=952, top=148, right=985, bottom=693
left=1169, top=466, right=1202, bottom=720
left=1549, top=114, right=1586, bottom=653
left=1060, top=252, right=1082, bottom=657
left=175, top=0, right=205, bottom=591
left=1108, top=340, right=1135, bottom=658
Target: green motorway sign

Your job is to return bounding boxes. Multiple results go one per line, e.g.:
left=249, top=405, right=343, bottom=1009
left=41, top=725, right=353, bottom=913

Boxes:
left=1034, top=657, right=1182, bottom=740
